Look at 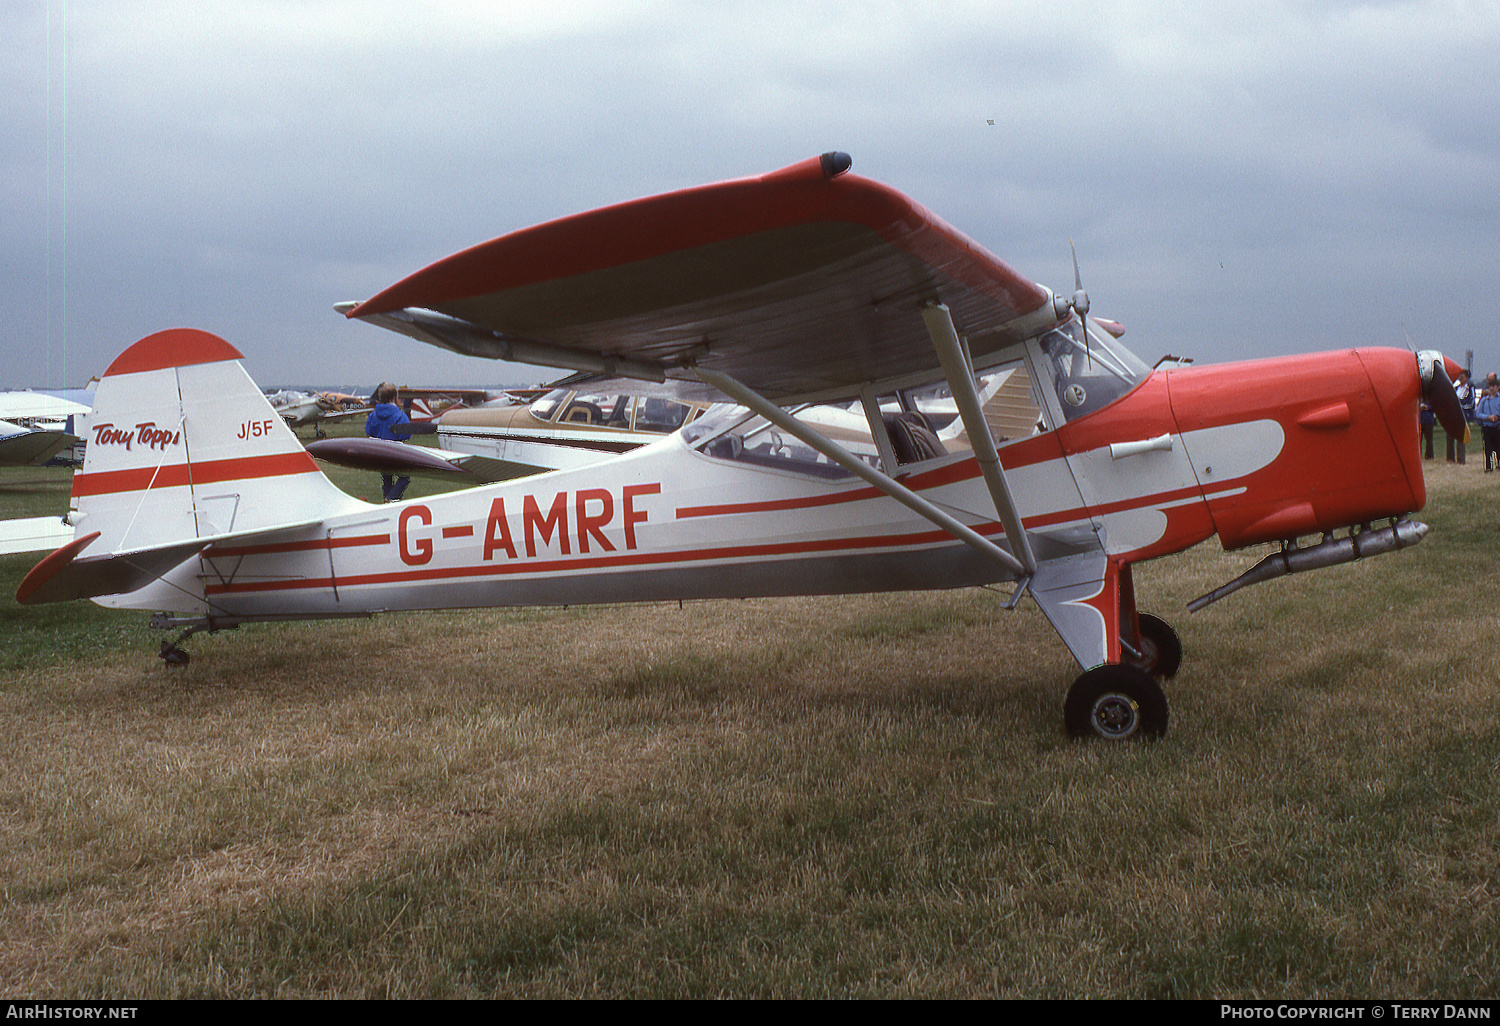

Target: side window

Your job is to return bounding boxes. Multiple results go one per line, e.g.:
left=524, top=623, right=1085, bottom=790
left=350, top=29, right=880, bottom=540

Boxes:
left=695, top=405, right=862, bottom=479
left=689, top=354, right=1049, bottom=478
left=559, top=393, right=612, bottom=425
left=633, top=397, right=693, bottom=433
left=903, top=358, right=1046, bottom=455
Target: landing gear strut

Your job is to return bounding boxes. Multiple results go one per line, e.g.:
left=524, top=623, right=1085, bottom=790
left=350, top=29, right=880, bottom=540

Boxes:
left=149, top=615, right=240, bottom=667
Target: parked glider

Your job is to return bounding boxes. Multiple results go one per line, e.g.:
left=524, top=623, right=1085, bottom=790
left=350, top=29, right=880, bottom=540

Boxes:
left=17, top=153, right=1464, bottom=740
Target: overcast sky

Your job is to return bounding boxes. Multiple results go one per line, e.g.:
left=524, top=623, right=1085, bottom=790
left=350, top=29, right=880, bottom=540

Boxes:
left=7, top=0, right=1499, bottom=390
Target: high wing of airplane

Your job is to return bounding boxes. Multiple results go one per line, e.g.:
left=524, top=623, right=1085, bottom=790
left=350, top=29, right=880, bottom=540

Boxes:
left=0, top=386, right=94, bottom=427
left=0, top=386, right=93, bottom=466
left=17, top=153, right=1464, bottom=741
left=0, top=420, right=81, bottom=467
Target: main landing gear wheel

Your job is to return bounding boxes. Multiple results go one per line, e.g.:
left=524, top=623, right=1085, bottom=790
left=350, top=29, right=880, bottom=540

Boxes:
left=1128, top=612, right=1181, bottom=680
left=1064, top=664, right=1169, bottom=741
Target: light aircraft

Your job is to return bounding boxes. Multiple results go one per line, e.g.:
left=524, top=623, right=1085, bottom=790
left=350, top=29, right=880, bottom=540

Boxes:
left=396, top=386, right=505, bottom=422
left=310, top=385, right=714, bottom=483
left=0, top=386, right=94, bottom=466
left=0, top=420, right=80, bottom=468
left=266, top=388, right=370, bottom=437
left=16, top=153, right=1466, bottom=740
left=0, top=386, right=91, bottom=554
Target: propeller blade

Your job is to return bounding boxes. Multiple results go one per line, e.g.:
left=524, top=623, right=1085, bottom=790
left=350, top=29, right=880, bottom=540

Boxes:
left=1069, top=238, right=1090, bottom=366
left=1422, top=355, right=1470, bottom=445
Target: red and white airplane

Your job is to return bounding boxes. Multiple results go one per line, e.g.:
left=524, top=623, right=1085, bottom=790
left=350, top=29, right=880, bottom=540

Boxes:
left=16, top=153, right=1466, bottom=740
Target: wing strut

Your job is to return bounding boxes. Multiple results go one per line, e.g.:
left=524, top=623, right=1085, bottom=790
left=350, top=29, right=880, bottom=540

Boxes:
left=691, top=365, right=1028, bottom=579
left=920, top=303, right=1037, bottom=575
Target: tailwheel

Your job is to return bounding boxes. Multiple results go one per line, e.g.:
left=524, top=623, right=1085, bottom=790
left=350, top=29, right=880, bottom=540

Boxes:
left=1127, top=612, right=1181, bottom=680
left=1064, top=664, right=1169, bottom=741
left=160, top=642, right=190, bottom=666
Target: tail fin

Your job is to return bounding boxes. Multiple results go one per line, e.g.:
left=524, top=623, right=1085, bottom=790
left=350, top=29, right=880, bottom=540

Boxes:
left=69, top=328, right=362, bottom=555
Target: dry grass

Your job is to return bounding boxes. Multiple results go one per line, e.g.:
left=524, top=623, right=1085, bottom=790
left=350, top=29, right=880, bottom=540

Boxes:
left=0, top=461, right=1497, bottom=997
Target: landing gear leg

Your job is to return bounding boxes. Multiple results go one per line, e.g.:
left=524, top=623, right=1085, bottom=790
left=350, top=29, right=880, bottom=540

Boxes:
left=149, top=615, right=240, bottom=667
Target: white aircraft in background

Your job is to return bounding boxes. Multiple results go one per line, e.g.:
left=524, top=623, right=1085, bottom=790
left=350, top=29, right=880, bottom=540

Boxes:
left=16, top=153, right=1461, bottom=741
left=308, top=385, right=712, bottom=483
left=0, top=385, right=93, bottom=467
left=266, top=388, right=370, bottom=437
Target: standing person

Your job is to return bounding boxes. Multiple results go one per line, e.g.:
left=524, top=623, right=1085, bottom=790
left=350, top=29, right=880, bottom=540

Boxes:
left=1449, top=369, right=1476, bottom=464
left=365, top=382, right=412, bottom=502
left=1475, top=381, right=1500, bottom=473
left=1419, top=401, right=1436, bottom=460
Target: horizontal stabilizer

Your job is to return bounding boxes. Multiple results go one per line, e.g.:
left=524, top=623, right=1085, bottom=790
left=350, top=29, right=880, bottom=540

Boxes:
left=306, top=436, right=542, bottom=483
left=306, top=436, right=470, bottom=476
left=0, top=515, right=76, bottom=556
left=17, top=516, right=329, bottom=606
left=16, top=532, right=207, bottom=605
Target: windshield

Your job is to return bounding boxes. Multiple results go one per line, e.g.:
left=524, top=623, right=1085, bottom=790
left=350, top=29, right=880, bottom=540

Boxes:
left=1035, top=318, right=1151, bottom=421
left=527, top=388, right=571, bottom=421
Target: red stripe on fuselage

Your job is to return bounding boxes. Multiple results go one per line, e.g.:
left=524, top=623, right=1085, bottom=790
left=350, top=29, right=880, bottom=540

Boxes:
left=205, top=533, right=389, bottom=558
left=71, top=452, right=321, bottom=498
left=203, top=520, right=1006, bottom=596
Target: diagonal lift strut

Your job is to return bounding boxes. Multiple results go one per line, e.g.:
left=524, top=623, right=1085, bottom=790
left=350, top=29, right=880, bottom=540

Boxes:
left=921, top=302, right=1037, bottom=575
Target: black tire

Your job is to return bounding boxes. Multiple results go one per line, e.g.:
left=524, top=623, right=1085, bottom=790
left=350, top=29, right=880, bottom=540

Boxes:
left=161, top=647, right=190, bottom=666
left=1064, top=664, right=1169, bottom=740
left=1132, top=612, right=1182, bottom=680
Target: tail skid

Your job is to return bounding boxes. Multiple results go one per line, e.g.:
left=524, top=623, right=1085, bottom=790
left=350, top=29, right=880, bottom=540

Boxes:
left=19, top=329, right=366, bottom=609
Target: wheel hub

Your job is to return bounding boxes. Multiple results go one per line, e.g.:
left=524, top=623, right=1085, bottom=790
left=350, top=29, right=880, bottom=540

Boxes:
left=1090, top=692, right=1140, bottom=740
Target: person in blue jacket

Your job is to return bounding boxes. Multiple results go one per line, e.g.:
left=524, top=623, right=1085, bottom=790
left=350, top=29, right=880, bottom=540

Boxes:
left=365, top=382, right=411, bottom=501
left=1475, top=380, right=1500, bottom=473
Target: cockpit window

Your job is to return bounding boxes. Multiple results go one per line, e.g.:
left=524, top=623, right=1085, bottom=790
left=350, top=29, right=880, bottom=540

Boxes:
left=905, top=359, right=1045, bottom=449
left=528, top=390, right=699, bottom=431
left=1036, top=318, right=1150, bottom=421
left=689, top=404, right=861, bottom=479
left=527, top=388, right=570, bottom=421
left=633, top=397, right=695, bottom=433
left=686, top=354, right=1055, bottom=478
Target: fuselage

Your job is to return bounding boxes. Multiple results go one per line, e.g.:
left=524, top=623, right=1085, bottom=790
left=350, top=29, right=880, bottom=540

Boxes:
left=116, top=345, right=1426, bottom=624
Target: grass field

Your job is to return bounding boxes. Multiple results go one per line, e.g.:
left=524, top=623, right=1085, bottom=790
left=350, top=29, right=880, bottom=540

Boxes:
left=0, top=448, right=1496, bottom=998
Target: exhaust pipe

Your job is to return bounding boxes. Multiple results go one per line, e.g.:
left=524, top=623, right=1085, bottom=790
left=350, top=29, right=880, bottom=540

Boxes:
left=1188, top=518, right=1429, bottom=613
